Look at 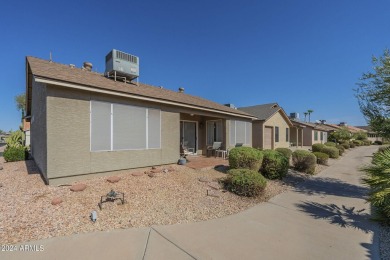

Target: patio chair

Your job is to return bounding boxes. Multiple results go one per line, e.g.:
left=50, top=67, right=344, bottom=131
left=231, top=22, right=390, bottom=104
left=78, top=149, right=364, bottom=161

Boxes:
left=206, top=142, right=222, bottom=157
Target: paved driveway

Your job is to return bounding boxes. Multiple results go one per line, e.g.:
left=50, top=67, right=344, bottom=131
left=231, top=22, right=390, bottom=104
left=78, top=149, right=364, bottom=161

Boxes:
left=3, top=146, right=380, bottom=260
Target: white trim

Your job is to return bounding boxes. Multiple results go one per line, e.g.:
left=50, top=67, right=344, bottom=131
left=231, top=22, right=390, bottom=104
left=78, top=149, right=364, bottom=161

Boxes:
left=146, top=109, right=149, bottom=149
left=35, top=76, right=256, bottom=120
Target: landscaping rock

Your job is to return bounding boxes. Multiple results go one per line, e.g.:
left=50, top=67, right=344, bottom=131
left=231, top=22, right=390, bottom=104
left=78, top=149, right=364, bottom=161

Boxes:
left=0, top=183, right=3, bottom=188
left=207, top=189, right=220, bottom=198
left=148, top=172, right=156, bottom=178
left=151, top=166, right=157, bottom=170
left=168, top=166, right=175, bottom=172
left=150, top=169, right=160, bottom=173
left=208, top=182, right=221, bottom=190
left=162, top=169, right=169, bottom=173
left=107, top=176, right=121, bottom=183
left=51, top=198, right=63, bottom=205
left=198, top=177, right=209, bottom=183
left=132, top=172, right=143, bottom=176
left=0, top=165, right=3, bottom=170
left=70, top=183, right=87, bottom=192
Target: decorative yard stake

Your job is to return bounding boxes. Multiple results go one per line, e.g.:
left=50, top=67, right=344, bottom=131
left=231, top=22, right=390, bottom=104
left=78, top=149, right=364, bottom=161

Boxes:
left=98, top=189, right=125, bottom=210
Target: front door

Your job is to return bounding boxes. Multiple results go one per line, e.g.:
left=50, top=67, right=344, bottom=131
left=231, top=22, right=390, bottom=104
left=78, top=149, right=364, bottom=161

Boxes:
left=180, top=121, right=197, bottom=153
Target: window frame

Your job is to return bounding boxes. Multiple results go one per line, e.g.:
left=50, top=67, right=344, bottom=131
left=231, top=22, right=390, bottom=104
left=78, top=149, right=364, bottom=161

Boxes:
left=275, top=126, right=279, bottom=143
left=90, top=100, right=161, bottom=152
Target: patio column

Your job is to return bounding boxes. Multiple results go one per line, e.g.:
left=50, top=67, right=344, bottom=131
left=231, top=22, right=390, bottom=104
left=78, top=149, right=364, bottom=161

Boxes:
left=296, top=128, right=298, bottom=148
left=300, top=129, right=303, bottom=148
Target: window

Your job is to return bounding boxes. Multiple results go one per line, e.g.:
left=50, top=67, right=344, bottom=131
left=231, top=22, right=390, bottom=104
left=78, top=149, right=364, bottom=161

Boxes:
left=90, top=101, right=161, bottom=151
left=206, top=120, right=222, bottom=145
left=320, top=131, right=323, bottom=141
left=314, top=131, right=318, bottom=141
left=275, top=127, right=279, bottom=142
left=229, top=120, right=251, bottom=146
left=286, top=128, right=289, bottom=142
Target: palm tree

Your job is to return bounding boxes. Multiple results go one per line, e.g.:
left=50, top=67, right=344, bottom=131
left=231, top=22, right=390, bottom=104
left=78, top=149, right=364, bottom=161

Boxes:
left=307, top=109, right=314, bottom=122
left=362, top=148, right=390, bottom=223
left=304, top=112, right=308, bottom=122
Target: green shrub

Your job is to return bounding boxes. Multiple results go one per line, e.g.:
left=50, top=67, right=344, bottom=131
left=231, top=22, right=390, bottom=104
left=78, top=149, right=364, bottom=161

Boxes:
left=324, top=142, right=336, bottom=147
left=312, top=143, right=326, bottom=152
left=260, top=150, right=289, bottom=180
left=378, top=146, right=390, bottom=153
left=3, top=146, right=27, bottom=162
left=336, top=145, right=345, bottom=156
left=349, top=142, right=356, bottom=148
left=275, top=148, right=292, bottom=159
left=5, top=130, right=24, bottom=148
left=353, top=140, right=364, bottom=146
left=363, top=140, right=372, bottom=146
left=321, top=146, right=340, bottom=159
left=313, top=152, right=329, bottom=165
left=362, top=148, right=390, bottom=224
left=341, top=142, right=350, bottom=149
left=373, top=140, right=383, bottom=145
left=224, top=169, right=267, bottom=197
left=292, top=150, right=316, bottom=175
left=228, top=147, right=263, bottom=171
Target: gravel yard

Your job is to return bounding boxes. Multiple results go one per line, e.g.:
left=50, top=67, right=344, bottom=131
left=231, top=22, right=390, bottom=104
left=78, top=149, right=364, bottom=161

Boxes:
left=0, top=158, right=289, bottom=244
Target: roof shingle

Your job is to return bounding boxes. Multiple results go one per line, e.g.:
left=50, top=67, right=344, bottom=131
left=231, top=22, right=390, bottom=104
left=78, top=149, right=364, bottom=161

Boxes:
left=27, top=56, right=254, bottom=118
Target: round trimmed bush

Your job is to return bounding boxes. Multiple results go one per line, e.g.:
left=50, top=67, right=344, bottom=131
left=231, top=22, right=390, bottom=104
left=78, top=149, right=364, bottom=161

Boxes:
left=312, top=143, right=326, bottom=152
left=275, top=148, right=292, bottom=159
left=3, top=146, right=27, bottom=162
left=324, top=142, right=336, bottom=147
left=336, top=145, right=345, bottom=156
left=349, top=142, right=356, bottom=148
left=353, top=140, right=363, bottom=146
left=260, top=150, right=289, bottom=180
left=224, top=169, right=267, bottom=197
left=321, top=146, right=339, bottom=159
left=228, top=147, right=263, bottom=171
left=363, top=140, right=372, bottom=146
left=313, top=152, right=329, bottom=165
left=341, top=142, right=350, bottom=149
left=373, top=140, right=383, bottom=145
left=292, top=150, right=316, bottom=175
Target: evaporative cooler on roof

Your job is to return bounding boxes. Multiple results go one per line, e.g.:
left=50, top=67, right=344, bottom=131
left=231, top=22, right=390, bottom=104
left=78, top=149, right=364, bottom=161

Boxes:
left=105, top=49, right=139, bottom=82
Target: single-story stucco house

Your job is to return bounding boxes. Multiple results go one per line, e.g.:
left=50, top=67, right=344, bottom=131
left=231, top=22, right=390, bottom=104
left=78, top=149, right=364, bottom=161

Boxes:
left=25, top=56, right=255, bottom=185
left=238, top=103, right=294, bottom=149
left=291, top=120, right=328, bottom=146
left=355, top=126, right=383, bottom=143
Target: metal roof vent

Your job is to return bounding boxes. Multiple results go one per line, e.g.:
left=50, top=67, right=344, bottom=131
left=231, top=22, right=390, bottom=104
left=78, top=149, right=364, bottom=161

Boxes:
left=83, top=62, right=92, bottom=71
left=290, top=112, right=299, bottom=120
left=178, top=87, right=184, bottom=93
left=105, top=49, right=139, bottom=83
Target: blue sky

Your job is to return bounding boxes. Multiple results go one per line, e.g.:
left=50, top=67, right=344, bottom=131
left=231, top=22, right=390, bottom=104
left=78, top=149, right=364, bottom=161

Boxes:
left=0, top=0, right=389, bottom=131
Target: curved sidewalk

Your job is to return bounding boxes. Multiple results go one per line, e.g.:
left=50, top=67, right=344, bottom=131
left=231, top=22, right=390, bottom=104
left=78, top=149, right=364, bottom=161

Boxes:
left=2, top=146, right=380, bottom=260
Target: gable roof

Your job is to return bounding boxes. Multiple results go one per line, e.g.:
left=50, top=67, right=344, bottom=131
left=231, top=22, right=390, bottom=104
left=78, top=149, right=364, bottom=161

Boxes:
left=26, top=56, right=255, bottom=119
left=238, top=103, right=293, bottom=126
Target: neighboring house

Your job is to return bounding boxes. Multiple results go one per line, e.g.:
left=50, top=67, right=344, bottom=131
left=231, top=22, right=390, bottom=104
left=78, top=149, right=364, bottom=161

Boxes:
left=355, top=126, right=383, bottom=143
left=239, top=103, right=294, bottom=149
left=291, top=120, right=328, bottom=146
left=26, top=56, right=255, bottom=185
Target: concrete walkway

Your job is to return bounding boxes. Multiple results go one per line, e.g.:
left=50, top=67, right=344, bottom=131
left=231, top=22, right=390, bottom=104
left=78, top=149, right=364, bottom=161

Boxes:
left=3, top=146, right=380, bottom=260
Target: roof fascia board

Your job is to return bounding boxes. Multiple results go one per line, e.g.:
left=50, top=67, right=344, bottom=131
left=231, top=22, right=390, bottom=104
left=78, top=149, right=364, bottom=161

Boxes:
left=34, top=76, right=256, bottom=120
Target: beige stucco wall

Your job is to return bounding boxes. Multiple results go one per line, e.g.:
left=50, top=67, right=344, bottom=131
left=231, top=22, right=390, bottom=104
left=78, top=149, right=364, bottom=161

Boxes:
left=31, top=79, right=47, bottom=182
left=302, top=127, right=328, bottom=146
left=46, top=85, right=180, bottom=184
left=252, top=121, right=264, bottom=149
left=252, top=111, right=290, bottom=149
